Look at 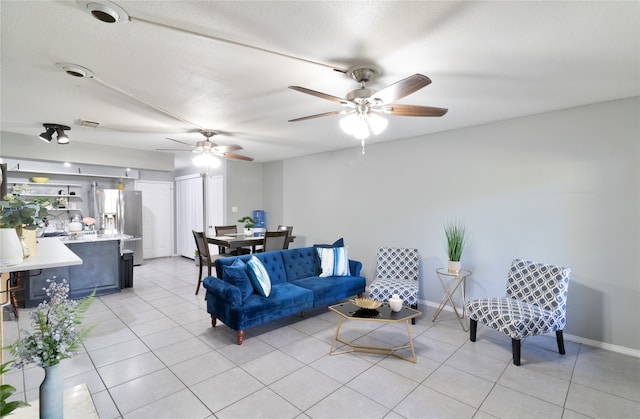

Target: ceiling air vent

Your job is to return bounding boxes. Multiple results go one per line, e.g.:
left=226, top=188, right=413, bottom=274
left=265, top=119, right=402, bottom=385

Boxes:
left=78, top=119, right=100, bottom=128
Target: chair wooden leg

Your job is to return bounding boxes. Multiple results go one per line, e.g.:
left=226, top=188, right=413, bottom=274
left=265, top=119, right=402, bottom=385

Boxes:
left=556, top=330, right=566, bottom=355
left=211, top=315, right=217, bottom=327
left=469, top=319, right=477, bottom=342
left=196, top=262, right=203, bottom=295
left=512, top=338, right=521, bottom=366
left=411, top=302, right=417, bottom=325
left=237, top=330, right=245, bottom=345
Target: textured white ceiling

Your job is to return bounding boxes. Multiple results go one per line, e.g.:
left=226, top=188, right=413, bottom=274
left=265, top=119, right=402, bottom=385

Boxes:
left=1, top=1, right=638, bottom=169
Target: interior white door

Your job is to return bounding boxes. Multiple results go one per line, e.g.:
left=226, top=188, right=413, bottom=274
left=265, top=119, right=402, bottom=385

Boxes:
left=205, top=175, right=224, bottom=255
left=175, top=174, right=204, bottom=258
left=135, top=180, right=174, bottom=259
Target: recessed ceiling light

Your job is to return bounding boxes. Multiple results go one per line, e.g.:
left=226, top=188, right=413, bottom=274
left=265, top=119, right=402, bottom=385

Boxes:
left=56, top=63, right=94, bottom=78
left=79, top=1, right=129, bottom=24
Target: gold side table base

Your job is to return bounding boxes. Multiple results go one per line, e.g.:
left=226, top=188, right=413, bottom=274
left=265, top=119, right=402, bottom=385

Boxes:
left=433, top=268, right=471, bottom=331
left=329, top=317, right=418, bottom=363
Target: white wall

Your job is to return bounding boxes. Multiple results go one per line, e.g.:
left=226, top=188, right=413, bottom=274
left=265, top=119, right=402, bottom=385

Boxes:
left=263, top=97, right=640, bottom=351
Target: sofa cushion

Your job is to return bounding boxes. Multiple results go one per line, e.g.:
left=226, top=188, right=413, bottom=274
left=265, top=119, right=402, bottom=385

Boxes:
left=222, top=259, right=253, bottom=301
left=235, top=283, right=314, bottom=330
left=318, top=246, right=351, bottom=277
left=282, top=247, right=322, bottom=280
left=291, top=275, right=366, bottom=307
left=247, top=256, right=271, bottom=297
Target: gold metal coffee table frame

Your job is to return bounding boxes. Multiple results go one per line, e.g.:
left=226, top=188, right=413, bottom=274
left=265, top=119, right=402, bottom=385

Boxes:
left=328, top=301, right=422, bottom=363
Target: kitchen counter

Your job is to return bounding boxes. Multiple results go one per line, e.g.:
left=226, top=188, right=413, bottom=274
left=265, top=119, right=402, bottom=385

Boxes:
left=0, top=237, right=82, bottom=273
left=21, top=236, right=130, bottom=307
left=57, top=233, right=133, bottom=243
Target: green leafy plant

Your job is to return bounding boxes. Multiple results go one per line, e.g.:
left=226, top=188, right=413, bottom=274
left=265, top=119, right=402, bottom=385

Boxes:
left=0, top=190, right=49, bottom=237
left=6, top=278, right=94, bottom=369
left=444, top=220, right=466, bottom=262
left=0, top=361, right=30, bottom=416
left=238, top=216, right=256, bottom=229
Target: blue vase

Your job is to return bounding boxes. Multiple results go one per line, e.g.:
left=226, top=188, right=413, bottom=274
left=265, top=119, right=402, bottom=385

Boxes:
left=40, top=364, right=63, bottom=419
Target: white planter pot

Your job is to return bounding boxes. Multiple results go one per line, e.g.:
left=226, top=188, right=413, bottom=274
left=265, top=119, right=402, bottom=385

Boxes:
left=448, top=260, right=461, bottom=273
left=0, top=228, right=23, bottom=266
left=243, top=228, right=254, bottom=237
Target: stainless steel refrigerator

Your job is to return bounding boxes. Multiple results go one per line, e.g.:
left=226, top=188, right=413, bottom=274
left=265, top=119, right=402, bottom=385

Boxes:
left=90, top=188, right=144, bottom=265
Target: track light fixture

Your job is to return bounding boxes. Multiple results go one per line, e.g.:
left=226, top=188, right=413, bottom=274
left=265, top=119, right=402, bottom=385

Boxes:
left=38, top=127, right=55, bottom=143
left=38, top=124, right=70, bottom=145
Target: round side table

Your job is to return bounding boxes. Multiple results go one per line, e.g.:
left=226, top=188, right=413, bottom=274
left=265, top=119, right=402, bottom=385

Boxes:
left=433, top=267, right=472, bottom=331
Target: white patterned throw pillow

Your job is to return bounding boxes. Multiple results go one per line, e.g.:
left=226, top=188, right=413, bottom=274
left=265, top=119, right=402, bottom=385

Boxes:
left=246, top=256, right=271, bottom=297
left=319, top=247, right=351, bottom=277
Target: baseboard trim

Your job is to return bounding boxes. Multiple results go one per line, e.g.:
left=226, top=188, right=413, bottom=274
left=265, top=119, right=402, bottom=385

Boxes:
left=419, top=298, right=640, bottom=358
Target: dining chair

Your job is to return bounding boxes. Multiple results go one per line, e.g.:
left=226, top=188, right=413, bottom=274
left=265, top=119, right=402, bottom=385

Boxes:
left=214, top=225, right=237, bottom=256
left=192, top=230, right=214, bottom=295
left=261, top=230, right=289, bottom=252
left=277, top=225, right=294, bottom=249
left=214, top=225, right=251, bottom=255
left=368, top=247, right=420, bottom=324
left=466, top=259, right=571, bottom=366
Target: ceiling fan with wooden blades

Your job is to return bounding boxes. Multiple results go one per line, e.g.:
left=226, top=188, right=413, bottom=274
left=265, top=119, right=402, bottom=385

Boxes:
left=288, top=65, right=448, bottom=125
left=157, top=130, right=254, bottom=161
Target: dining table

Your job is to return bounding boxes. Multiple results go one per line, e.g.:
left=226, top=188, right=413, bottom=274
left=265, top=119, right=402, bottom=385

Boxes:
left=207, top=233, right=295, bottom=254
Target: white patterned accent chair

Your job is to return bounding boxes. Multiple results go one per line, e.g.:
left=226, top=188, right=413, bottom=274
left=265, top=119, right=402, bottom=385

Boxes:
left=466, top=259, right=571, bottom=366
left=368, top=247, right=420, bottom=324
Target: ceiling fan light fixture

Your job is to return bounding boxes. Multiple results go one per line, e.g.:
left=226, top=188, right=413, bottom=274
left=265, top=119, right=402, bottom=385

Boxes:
left=193, top=153, right=221, bottom=168
left=368, top=113, right=388, bottom=135
left=82, top=1, right=129, bottom=24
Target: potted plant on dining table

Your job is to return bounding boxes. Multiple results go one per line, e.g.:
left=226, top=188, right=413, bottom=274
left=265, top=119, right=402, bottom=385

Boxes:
left=238, top=216, right=256, bottom=237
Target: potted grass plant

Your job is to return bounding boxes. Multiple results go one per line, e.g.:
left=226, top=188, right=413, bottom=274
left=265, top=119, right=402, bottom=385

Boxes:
left=444, top=220, right=466, bottom=273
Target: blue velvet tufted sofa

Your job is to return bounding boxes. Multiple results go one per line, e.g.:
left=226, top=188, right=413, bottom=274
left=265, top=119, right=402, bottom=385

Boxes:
left=203, top=246, right=366, bottom=344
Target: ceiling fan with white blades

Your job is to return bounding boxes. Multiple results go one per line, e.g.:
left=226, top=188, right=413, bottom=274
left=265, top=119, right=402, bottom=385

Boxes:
left=288, top=65, right=448, bottom=144
left=157, top=130, right=254, bottom=162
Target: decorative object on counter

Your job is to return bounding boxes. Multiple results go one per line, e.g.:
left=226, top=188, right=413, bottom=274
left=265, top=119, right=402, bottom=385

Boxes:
left=238, top=215, right=256, bottom=237
left=82, top=217, right=97, bottom=231
left=389, top=294, right=403, bottom=312
left=444, top=219, right=466, bottom=273
left=0, top=191, right=49, bottom=258
left=7, top=278, right=94, bottom=419
left=0, top=361, right=30, bottom=416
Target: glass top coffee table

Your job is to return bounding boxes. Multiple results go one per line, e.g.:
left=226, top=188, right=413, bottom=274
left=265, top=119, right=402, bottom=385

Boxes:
left=328, top=301, right=422, bottom=363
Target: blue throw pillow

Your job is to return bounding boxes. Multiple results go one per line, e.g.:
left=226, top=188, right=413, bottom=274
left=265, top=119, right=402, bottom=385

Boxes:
left=246, top=256, right=271, bottom=297
left=319, top=246, right=351, bottom=277
left=222, top=259, right=253, bottom=301
left=313, top=238, right=344, bottom=250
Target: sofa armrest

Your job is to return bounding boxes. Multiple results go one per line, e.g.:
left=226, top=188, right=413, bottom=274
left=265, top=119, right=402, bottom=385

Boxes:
left=203, top=276, right=242, bottom=308
left=349, top=259, right=362, bottom=277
